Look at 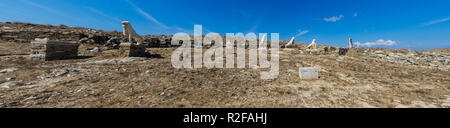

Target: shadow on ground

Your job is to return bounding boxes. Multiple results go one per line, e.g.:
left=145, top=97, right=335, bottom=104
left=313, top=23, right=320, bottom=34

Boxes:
left=75, top=56, right=95, bottom=60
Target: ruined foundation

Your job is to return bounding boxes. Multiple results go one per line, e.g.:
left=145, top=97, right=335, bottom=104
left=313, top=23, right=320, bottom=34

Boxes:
left=30, top=38, right=79, bottom=61
left=119, top=43, right=147, bottom=57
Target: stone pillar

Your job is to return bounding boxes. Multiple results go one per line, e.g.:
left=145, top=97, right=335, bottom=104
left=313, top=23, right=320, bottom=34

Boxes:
left=349, top=38, right=353, bottom=48
left=30, top=38, right=79, bottom=61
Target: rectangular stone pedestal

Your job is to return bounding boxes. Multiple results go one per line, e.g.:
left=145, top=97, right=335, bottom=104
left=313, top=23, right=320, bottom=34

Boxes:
left=30, top=38, right=79, bottom=61
left=299, top=67, right=319, bottom=79
left=119, top=43, right=147, bottom=57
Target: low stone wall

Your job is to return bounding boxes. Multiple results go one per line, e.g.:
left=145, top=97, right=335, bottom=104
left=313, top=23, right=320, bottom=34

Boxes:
left=119, top=43, right=147, bottom=57
left=30, top=38, right=79, bottom=61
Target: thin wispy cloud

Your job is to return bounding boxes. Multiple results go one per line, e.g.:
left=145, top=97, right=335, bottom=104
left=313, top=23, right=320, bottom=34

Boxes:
left=203, top=27, right=215, bottom=34
left=83, top=7, right=122, bottom=29
left=124, top=0, right=192, bottom=35
left=424, top=17, right=450, bottom=26
left=324, top=14, right=344, bottom=22
left=357, top=39, right=397, bottom=47
left=246, top=24, right=259, bottom=33
left=125, top=0, right=168, bottom=29
left=20, top=0, right=66, bottom=16
left=353, top=12, right=358, bottom=17
left=86, top=7, right=121, bottom=22
left=295, top=30, right=309, bottom=38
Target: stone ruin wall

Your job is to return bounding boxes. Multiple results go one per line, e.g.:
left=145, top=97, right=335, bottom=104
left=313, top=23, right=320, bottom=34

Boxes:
left=0, top=22, right=122, bottom=43
left=30, top=39, right=79, bottom=61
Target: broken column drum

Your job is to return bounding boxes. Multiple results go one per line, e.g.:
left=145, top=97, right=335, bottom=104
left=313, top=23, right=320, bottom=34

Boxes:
left=30, top=38, right=79, bottom=61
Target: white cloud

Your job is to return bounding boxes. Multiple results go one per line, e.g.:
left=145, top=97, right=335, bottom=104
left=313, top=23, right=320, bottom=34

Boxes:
left=295, top=30, right=309, bottom=37
left=125, top=0, right=168, bottom=29
left=353, top=13, right=358, bottom=17
left=357, top=39, right=397, bottom=47
left=324, top=14, right=344, bottom=22
left=424, top=17, right=450, bottom=26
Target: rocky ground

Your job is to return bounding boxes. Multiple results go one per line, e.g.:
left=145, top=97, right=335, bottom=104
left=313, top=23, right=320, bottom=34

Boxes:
left=0, top=22, right=449, bottom=108
left=0, top=41, right=449, bottom=108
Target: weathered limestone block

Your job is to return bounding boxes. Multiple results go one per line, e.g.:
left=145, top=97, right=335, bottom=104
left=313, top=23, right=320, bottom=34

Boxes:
left=119, top=43, right=147, bottom=57
left=299, top=67, right=319, bottom=79
left=30, top=38, right=79, bottom=61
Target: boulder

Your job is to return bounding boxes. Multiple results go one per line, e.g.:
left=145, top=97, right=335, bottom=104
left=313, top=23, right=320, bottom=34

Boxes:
left=105, top=37, right=122, bottom=49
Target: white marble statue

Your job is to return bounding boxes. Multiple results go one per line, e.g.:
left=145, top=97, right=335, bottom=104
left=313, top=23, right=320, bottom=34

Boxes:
left=285, top=37, right=295, bottom=47
left=306, top=39, right=317, bottom=49
left=122, top=21, right=143, bottom=44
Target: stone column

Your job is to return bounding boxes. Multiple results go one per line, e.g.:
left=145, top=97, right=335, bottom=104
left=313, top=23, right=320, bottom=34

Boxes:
left=349, top=38, right=353, bottom=48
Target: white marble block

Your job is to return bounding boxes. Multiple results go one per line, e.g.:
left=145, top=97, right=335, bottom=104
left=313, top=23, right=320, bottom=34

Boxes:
left=299, top=67, right=319, bottom=79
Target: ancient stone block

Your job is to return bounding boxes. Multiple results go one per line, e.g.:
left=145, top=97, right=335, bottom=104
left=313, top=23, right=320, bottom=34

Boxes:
left=299, top=67, right=319, bottom=79
left=30, top=38, right=79, bottom=61
left=324, top=46, right=336, bottom=55
left=337, top=48, right=349, bottom=56
left=305, top=49, right=320, bottom=55
left=119, top=43, right=147, bottom=57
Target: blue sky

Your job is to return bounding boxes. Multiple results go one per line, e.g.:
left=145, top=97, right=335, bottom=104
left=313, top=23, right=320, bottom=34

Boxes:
left=0, top=0, right=449, bottom=49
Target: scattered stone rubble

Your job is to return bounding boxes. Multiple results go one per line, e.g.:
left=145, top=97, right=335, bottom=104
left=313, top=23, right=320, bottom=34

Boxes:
left=0, top=22, right=174, bottom=48
left=2, top=22, right=448, bottom=71
left=0, top=22, right=120, bottom=43
left=365, top=49, right=450, bottom=70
